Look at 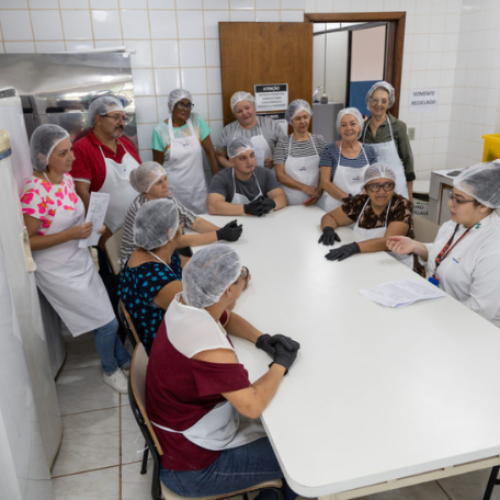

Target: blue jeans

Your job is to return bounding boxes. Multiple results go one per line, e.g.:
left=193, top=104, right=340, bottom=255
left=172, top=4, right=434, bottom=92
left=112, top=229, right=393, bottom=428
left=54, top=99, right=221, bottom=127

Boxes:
left=160, top=437, right=297, bottom=500
left=94, top=318, right=131, bottom=374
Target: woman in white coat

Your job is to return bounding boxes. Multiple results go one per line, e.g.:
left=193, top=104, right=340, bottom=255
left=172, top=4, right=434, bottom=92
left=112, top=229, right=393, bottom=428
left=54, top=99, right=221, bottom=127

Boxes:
left=274, top=99, right=326, bottom=206
left=20, top=124, right=130, bottom=394
left=388, top=162, right=500, bottom=327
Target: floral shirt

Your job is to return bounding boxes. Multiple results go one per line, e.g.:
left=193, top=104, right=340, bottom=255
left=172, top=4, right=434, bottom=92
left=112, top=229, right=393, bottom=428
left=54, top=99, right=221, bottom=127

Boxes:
left=20, top=174, right=79, bottom=235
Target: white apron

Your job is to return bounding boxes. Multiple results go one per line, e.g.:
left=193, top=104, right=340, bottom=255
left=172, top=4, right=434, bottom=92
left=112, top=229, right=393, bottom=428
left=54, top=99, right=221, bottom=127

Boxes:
left=362, top=117, right=408, bottom=199
left=33, top=187, right=114, bottom=336
left=98, top=144, right=139, bottom=233
left=234, top=122, right=272, bottom=169
left=353, top=197, right=414, bottom=270
left=166, top=119, right=207, bottom=215
left=231, top=168, right=263, bottom=205
left=283, top=134, right=320, bottom=205
left=151, top=294, right=265, bottom=451
left=318, top=143, right=370, bottom=212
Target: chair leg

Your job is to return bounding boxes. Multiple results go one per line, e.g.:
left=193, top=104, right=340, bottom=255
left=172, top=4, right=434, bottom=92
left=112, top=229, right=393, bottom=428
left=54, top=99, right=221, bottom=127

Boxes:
left=483, top=466, right=500, bottom=500
left=140, top=444, right=149, bottom=475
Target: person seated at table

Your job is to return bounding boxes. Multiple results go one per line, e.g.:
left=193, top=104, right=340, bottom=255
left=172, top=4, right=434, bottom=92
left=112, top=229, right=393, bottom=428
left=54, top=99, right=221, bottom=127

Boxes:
left=146, top=244, right=300, bottom=499
left=388, top=162, right=500, bottom=327
left=120, top=161, right=243, bottom=267
left=318, top=163, right=425, bottom=276
left=208, top=137, right=287, bottom=217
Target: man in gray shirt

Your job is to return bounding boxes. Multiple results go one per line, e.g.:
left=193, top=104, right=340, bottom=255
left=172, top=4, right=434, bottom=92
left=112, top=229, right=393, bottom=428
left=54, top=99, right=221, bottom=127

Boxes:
left=208, top=137, right=287, bottom=216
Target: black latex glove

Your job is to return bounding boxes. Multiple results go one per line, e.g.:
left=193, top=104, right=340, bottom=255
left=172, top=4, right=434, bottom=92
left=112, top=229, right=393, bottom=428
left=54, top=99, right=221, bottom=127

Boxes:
left=325, top=242, right=360, bottom=262
left=256, top=334, right=274, bottom=355
left=216, top=220, right=243, bottom=242
left=318, top=226, right=341, bottom=246
left=270, top=343, right=299, bottom=374
left=342, top=194, right=354, bottom=203
left=256, top=334, right=301, bottom=356
left=258, top=197, right=276, bottom=213
left=244, top=200, right=267, bottom=217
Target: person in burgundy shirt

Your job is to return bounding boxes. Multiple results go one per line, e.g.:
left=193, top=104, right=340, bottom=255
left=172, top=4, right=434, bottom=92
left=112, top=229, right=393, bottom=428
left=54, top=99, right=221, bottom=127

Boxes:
left=146, top=245, right=300, bottom=499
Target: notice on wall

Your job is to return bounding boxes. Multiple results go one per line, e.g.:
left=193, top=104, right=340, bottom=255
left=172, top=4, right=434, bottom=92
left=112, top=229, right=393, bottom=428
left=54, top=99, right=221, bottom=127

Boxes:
left=257, top=112, right=288, bottom=135
left=254, top=83, right=288, bottom=112
left=409, top=88, right=439, bottom=113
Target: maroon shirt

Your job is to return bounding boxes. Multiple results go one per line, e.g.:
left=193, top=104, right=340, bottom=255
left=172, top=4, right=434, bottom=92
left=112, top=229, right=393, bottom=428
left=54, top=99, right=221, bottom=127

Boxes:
left=145, top=314, right=252, bottom=471
left=71, top=130, right=141, bottom=192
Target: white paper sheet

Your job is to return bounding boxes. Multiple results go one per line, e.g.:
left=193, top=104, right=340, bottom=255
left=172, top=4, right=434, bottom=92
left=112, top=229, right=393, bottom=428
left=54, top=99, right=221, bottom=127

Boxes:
left=78, top=192, right=110, bottom=248
left=360, top=280, right=446, bottom=308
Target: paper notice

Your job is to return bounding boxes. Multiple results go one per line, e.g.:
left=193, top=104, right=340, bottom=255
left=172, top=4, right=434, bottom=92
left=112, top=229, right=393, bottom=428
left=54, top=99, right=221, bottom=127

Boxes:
left=78, top=192, right=110, bottom=248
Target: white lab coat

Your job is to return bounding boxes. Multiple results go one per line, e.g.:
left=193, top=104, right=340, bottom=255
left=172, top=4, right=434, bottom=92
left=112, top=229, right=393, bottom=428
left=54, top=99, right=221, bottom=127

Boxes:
left=426, top=212, right=500, bottom=327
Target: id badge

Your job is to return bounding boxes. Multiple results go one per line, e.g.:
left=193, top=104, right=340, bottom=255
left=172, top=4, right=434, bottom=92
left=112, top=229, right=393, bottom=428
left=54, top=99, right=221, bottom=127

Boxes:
left=428, top=276, right=440, bottom=287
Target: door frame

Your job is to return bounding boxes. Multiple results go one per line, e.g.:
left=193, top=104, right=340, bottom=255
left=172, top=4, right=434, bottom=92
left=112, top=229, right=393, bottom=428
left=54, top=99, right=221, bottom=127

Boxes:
left=304, top=12, right=406, bottom=118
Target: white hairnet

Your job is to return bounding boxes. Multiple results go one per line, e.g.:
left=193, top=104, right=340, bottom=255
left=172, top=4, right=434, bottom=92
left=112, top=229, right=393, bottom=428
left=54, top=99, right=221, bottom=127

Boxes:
left=453, top=162, right=500, bottom=208
left=30, top=124, right=69, bottom=172
left=89, top=96, right=124, bottom=127
left=230, top=91, right=255, bottom=113
left=168, top=89, right=193, bottom=112
left=133, top=199, right=179, bottom=250
left=366, top=81, right=395, bottom=109
left=285, top=99, right=312, bottom=124
left=336, top=107, right=364, bottom=138
left=130, top=162, right=166, bottom=194
left=182, top=244, right=242, bottom=309
left=364, top=162, right=396, bottom=184
left=228, top=136, right=254, bottom=159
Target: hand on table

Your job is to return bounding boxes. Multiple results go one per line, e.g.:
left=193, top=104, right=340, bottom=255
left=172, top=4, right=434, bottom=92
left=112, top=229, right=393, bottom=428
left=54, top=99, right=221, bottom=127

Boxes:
left=386, top=236, right=416, bottom=255
left=271, top=342, right=300, bottom=374
left=318, top=226, right=341, bottom=246
left=216, top=220, right=243, bottom=242
left=244, top=199, right=268, bottom=217
left=325, top=242, right=360, bottom=261
left=256, top=333, right=301, bottom=355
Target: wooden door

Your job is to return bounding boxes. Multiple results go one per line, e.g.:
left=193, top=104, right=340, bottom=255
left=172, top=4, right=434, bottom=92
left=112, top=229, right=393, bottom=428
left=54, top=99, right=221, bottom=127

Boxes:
left=219, top=22, right=313, bottom=126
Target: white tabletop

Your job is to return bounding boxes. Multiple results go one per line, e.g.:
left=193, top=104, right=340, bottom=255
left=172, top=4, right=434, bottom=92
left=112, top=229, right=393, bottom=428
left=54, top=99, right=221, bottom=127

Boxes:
left=202, top=206, right=500, bottom=497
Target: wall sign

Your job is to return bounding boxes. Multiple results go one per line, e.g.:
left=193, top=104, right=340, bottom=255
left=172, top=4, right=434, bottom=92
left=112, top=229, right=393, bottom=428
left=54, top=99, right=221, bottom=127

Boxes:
left=257, top=112, right=287, bottom=135
left=254, top=83, right=288, bottom=112
left=409, top=88, right=439, bottom=113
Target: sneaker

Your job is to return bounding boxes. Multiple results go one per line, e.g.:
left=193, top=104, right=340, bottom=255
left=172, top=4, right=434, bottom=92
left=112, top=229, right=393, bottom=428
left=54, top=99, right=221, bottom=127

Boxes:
left=103, top=369, right=128, bottom=394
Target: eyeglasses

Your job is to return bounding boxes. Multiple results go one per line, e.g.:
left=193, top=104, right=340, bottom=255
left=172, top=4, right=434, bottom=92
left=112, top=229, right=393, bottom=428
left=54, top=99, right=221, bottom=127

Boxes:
left=101, top=113, right=129, bottom=124
left=176, top=102, right=194, bottom=110
left=447, top=191, right=477, bottom=205
left=366, top=181, right=395, bottom=193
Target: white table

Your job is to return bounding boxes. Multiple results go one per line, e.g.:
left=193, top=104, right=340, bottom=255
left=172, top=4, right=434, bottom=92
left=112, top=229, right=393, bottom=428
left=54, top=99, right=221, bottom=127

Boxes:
left=202, top=206, right=500, bottom=499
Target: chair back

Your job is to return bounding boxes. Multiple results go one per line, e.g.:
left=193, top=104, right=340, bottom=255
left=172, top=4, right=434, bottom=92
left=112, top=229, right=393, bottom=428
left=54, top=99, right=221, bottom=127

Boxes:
left=104, top=227, right=124, bottom=276
left=413, top=214, right=439, bottom=243
left=118, top=300, right=141, bottom=348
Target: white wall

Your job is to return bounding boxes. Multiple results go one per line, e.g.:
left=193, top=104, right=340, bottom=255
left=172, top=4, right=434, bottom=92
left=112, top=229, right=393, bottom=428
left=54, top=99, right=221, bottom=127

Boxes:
left=0, top=0, right=498, bottom=182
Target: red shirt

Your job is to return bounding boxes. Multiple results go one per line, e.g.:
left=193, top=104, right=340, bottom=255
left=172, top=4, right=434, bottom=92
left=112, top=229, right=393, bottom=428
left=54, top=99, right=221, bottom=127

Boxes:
left=71, top=130, right=141, bottom=192
left=146, top=316, right=252, bottom=471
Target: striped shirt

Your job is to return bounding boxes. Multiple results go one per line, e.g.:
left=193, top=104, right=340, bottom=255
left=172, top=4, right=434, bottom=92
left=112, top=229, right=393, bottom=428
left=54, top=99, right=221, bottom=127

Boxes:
left=273, top=134, right=326, bottom=165
left=319, top=142, right=377, bottom=181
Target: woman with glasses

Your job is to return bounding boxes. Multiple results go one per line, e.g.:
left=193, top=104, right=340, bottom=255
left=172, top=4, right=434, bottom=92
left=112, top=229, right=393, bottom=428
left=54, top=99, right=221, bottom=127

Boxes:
left=388, top=163, right=500, bottom=326
left=362, top=81, right=415, bottom=201
left=318, top=163, right=425, bottom=276
left=151, top=89, right=219, bottom=214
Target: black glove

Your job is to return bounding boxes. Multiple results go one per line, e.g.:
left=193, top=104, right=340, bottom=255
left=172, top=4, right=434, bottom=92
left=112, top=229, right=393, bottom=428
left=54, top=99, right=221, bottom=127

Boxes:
left=270, top=343, right=299, bottom=374
left=325, top=242, right=360, bottom=261
left=256, top=334, right=274, bottom=355
left=258, top=197, right=276, bottom=214
left=244, top=200, right=268, bottom=217
left=216, top=220, right=243, bottom=242
left=318, top=226, right=341, bottom=246
left=256, top=334, right=301, bottom=356
left=342, top=194, right=354, bottom=203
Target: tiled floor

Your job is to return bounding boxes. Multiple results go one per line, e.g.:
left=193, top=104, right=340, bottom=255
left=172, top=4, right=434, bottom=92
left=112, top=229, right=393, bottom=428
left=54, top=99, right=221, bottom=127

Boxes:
left=52, top=333, right=500, bottom=500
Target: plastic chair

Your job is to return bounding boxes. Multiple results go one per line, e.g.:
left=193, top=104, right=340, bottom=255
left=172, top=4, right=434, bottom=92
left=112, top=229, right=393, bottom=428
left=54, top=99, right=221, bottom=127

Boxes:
left=128, top=344, right=283, bottom=500
left=118, top=300, right=141, bottom=349
left=483, top=466, right=500, bottom=500
left=104, top=227, right=124, bottom=276
left=413, top=214, right=439, bottom=243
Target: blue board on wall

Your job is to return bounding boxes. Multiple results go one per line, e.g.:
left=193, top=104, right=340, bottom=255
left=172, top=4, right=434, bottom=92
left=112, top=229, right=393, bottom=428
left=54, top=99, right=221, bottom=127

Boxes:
left=349, top=80, right=378, bottom=118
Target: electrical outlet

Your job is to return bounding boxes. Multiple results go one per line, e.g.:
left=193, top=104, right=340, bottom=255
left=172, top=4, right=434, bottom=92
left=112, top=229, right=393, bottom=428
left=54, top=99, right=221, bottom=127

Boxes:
left=408, top=127, right=416, bottom=141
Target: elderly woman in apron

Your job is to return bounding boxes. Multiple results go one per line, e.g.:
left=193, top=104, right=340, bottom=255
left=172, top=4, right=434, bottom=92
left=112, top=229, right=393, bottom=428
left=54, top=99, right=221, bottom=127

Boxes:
left=20, top=125, right=130, bottom=394
left=317, top=163, right=425, bottom=276
left=362, top=81, right=415, bottom=201
left=274, top=99, right=326, bottom=206
left=215, top=91, right=286, bottom=170
left=146, top=245, right=300, bottom=499
left=318, top=107, right=377, bottom=212
left=151, top=89, right=219, bottom=214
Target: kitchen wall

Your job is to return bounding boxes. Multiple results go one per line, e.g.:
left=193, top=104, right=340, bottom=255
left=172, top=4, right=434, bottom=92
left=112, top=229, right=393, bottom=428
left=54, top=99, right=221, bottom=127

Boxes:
left=0, top=0, right=498, bottom=181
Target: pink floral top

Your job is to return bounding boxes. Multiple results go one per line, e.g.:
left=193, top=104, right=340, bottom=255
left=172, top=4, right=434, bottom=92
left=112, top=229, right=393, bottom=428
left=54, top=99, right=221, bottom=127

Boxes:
left=21, top=174, right=79, bottom=236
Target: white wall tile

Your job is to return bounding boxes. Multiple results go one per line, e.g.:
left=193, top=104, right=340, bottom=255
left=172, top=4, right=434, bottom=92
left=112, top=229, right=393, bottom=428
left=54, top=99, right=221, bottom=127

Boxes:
left=0, top=11, right=33, bottom=41
left=59, top=0, right=89, bottom=7
left=256, top=0, right=279, bottom=7
left=205, top=0, right=229, bottom=8
left=256, top=10, right=279, bottom=21
left=193, top=94, right=208, bottom=120
left=157, top=96, right=170, bottom=119
left=62, top=10, right=92, bottom=40
left=209, top=119, right=223, bottom=145
left=0, top=45, right=4, bottom=54
left=94, top=39, right=122, bottom=48
left=125, top=39, right=152, bottom=68
left=137, top=123, right=155, bottom=150
left=4, top=41, right=36, bottom=53
left=177, top=10, right=204, bottom=38
left=281, top=0, right=305, bottom=8
left=29, top=0, right=59, bottom=8
left=207, top=67, right=222, bottom=93
left=332, top=0, right=349, bottom=12
left=230, top=0, right=255, bottom=9
left=139, top=149, right=153, bottom=161
left=36, top=41, right=65, bottom=52
left=304, top=0, right=317, bottom=12
left=90, top=0, right=117, bottom=8
left=149, top=10, right=177, bottom=38
left=148, top=0, right=174, bottom=6
left=231, top=10, right=255, bottom=21
left=179, top=39, right=206, bottom=67
left=135, top=97, right=158, bottom=123
left=121, top=10, right=149, bottom=39
left=205, top=39, right=221, bottom=66
left=280, top=10, right=303, bottom=21
left=204, top=10, right=229, bottom=38
left=0, top=0, right=28, bottom=7
left=155, top=68, right=181, bottom=95
left=66, top=41, right=94, bottom=51
left=91, top=10, right=122, bottom=40
left=120, top=0, right=147, bottom=8
left=152, top=39, right=179, bottom=67
left=132, top=68, right=155, bottom=95
left=31, top=10, right=63, bottom=40
left=181, top=68, right=207, bottom=93
left=208, top=93, right=223, bottom=120
left=181, top=0, right=203, bottom=7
